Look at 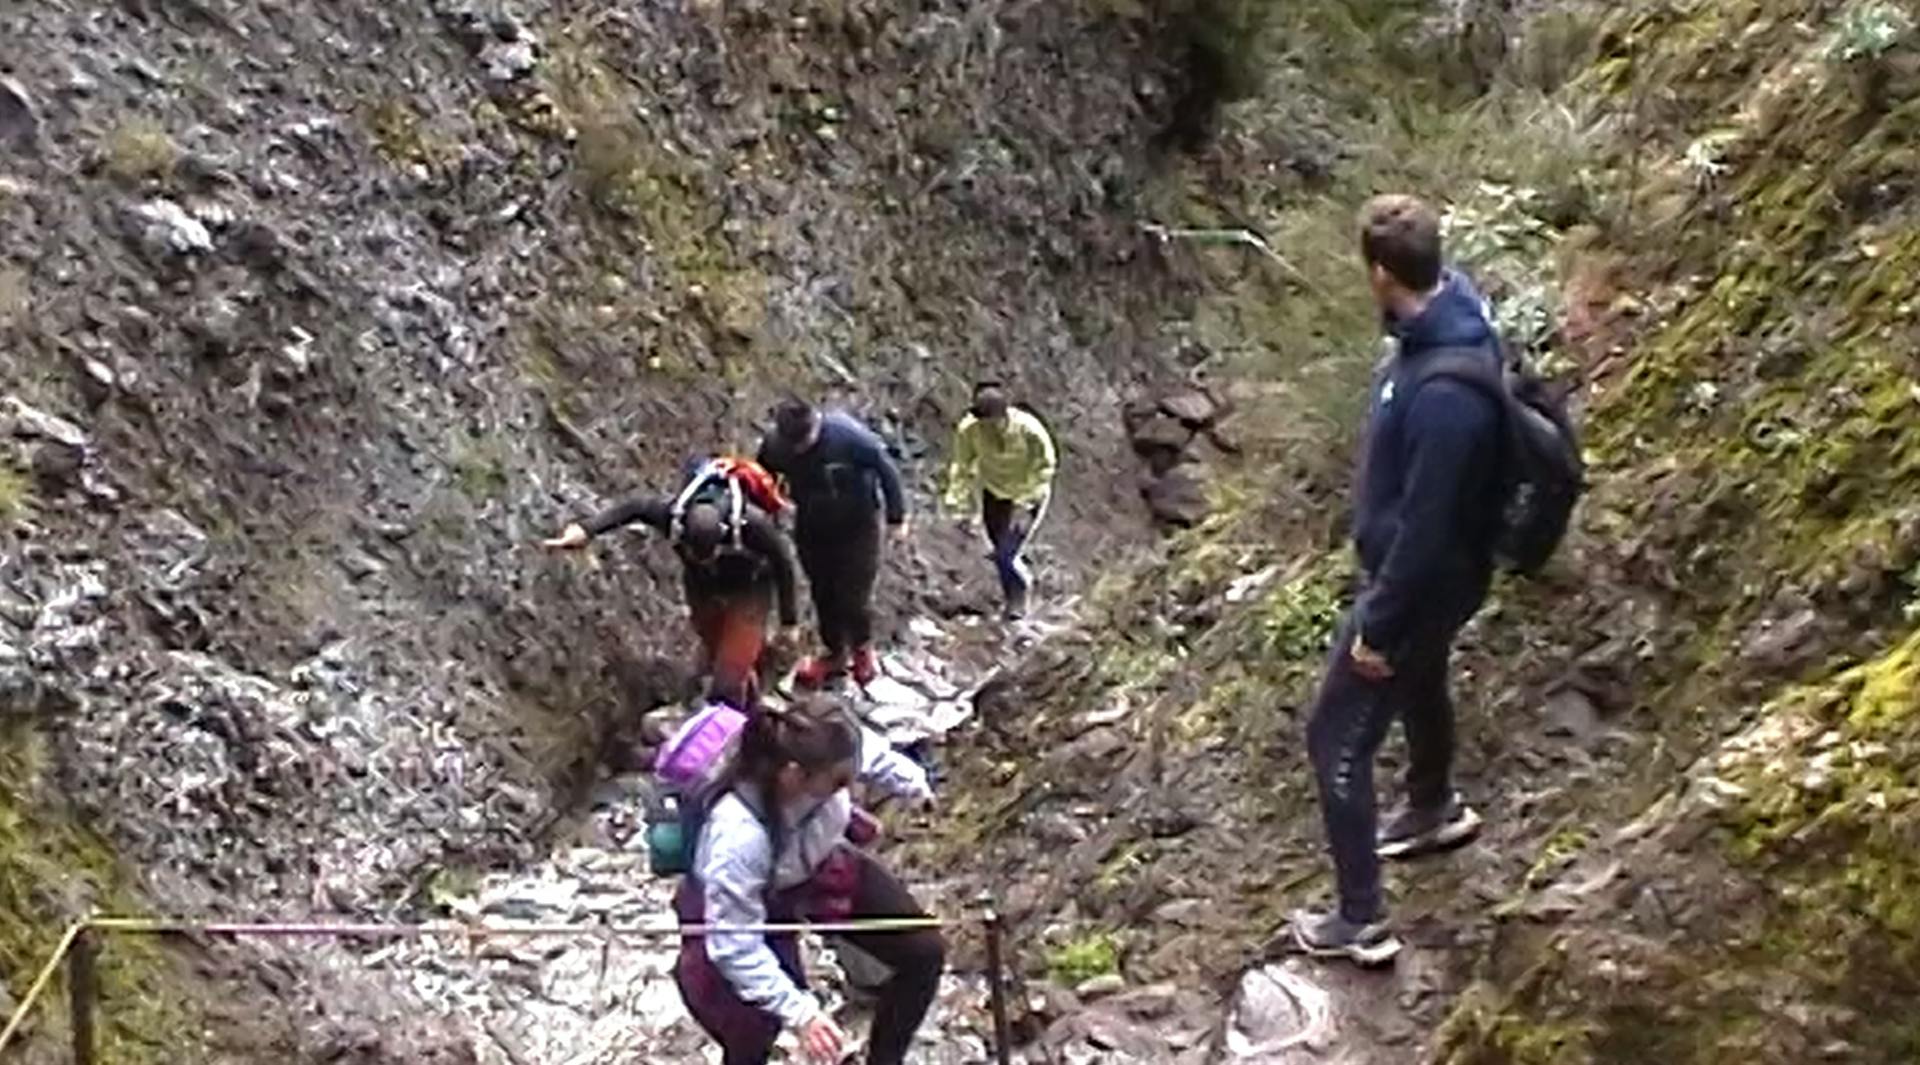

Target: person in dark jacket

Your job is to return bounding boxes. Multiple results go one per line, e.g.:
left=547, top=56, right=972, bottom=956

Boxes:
left=756, top=398, right=909, bottom=689
left=1290, top=194, right=1504, bottom=965
left=543, top=494, right=801, bottom=708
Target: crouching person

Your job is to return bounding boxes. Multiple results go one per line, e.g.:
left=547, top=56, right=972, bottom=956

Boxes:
left=675, top=695, right=944, bottom=1065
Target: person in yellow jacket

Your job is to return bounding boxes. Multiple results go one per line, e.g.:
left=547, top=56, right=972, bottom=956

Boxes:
left=943, top=381, right=1057, bottom=619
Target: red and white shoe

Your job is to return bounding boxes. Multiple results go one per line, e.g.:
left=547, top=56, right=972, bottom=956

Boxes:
left=850, top=646, right=880, bottom=687
left=793, top=654, right=844, bottom=690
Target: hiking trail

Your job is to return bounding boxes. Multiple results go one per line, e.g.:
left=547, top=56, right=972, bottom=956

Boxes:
left=387, top=604, right=1078, bottom=1064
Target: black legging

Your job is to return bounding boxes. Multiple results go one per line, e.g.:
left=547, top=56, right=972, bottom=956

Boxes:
left=796, top=516, right=881, bottom=655
left=837, top=852, right=945, bottom=1064
left=683, top=850, right=945, bottom=1065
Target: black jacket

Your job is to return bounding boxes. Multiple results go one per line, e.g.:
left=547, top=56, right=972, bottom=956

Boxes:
left=584, top=495, right=799, bottom=626
left=1351, top=271, right=1504, bottom=654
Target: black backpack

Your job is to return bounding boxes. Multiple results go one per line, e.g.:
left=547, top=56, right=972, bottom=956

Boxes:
left=1408, top=342, right=1584, bottom=575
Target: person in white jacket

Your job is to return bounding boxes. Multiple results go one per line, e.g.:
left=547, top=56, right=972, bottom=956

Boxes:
left=672, top=695, right=942, bottom=1065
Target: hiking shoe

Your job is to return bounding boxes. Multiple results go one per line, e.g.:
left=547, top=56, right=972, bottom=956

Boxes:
left=850, top=646, right=880, bottom=687
left=1377, top=795, right=1483, bottom=860
left=793, top=654, right=844, bottom=690
left=1003, top=587, right=1030, bottom=621
left=1288, top=908, right=1403, bottom=967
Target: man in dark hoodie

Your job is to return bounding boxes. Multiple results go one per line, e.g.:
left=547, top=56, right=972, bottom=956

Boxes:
left=756, top=398, right=909, bottom=688
left=1290, top=194, right=1504, bottom=965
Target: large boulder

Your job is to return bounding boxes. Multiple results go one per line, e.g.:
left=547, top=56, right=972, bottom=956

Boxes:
left=1142, top=462, right=1211, bottom=528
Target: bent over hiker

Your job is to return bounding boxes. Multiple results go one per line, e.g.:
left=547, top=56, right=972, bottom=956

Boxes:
left=756, top=398, right=908, bottom=688
left=675, top=695, right=942, bottom=1065
left=1292, top=194, right=1503, bottom=965
left=543, top=468, right=799, bottom=708
left=943, top=381, right=1057, bottom=619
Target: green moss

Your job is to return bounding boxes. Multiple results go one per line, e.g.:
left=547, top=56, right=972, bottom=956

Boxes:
left=99, top=118, right=178, bottom=183
left=0, top=724, right=201, bottom=1061
left=364, top=98, right=460, bottom=170
left=449, top=431, right=510, bottom=500
left=1043, top=932, right=1120, bottom=984
left=0, top=464, right=30, bottom=524
left=1437, top=990, right=1594, bottom=1065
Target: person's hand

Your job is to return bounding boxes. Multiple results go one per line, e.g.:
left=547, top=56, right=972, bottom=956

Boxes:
left=542, top=523, right=589, bottom=550
left=1350, top=633, right=1394, bottom=681
left=799, top=1014, right=846, bottom=1063
left=889, top=520, right=912, bottom=544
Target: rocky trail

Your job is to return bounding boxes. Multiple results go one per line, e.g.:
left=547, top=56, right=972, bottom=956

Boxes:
left=381, top=606, right=1076, bottom=1065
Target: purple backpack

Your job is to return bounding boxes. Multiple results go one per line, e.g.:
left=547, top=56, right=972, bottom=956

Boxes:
left=654, top=702, right=748, bottom=798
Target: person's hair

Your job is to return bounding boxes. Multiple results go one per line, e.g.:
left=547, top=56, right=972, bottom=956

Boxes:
left=680, top=502, right=725, bottom=555
left=1358, top=194, right=1444, bottom=291
left=772, top=397, right=818, bottom=444
left=714, top=695, right=859, bottom=855
left=971, top=382, right=1009, bottom=419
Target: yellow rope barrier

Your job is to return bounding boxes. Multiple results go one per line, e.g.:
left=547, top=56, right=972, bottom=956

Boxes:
left=0, top=912, right=966, bottom=1055
left=0, top=920, right=87, bottom=1054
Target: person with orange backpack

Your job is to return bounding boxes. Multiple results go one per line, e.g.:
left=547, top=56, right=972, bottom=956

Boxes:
left=544, top=457, right=799, bottom=707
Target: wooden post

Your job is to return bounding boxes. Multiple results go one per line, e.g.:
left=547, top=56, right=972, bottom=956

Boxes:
left=68, top=929, right=96, bottom=1065
left=983, top=909, right=1014, bottom=1065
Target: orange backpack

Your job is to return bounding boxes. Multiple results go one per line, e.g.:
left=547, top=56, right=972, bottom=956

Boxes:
left=670, top=456, right=790, bottom=548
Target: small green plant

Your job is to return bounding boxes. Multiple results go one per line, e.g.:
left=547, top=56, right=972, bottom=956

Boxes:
left=0, top=464, right=30, bottom=523
left=1826, top=1, right=1914, bottom=62
left=0, top=268, right=26, bottom=329
left=365, top=98, right=459, bottom=169
left=1253, top=565, right=1344, bottom=665
left=101, top=117, right=178, bottom=182
left=449, top=433, right=509, bottom=499
left=1045, top=931, right=1119, bottom=984
left=1442, top=182, right=1564, bottom=360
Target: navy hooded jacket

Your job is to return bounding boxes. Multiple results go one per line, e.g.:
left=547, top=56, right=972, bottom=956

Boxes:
left=1352, top=270, right=1504, bottom=656
left=756, top=411, right=907, bottom=532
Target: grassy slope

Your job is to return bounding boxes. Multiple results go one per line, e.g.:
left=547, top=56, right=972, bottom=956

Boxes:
left=0, top=724, right=200, bottom=1064
left=917, top=0, right=1920, bottom=1059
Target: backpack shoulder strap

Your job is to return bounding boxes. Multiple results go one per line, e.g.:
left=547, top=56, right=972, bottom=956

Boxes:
left=1403, top=346, right=1523, bottom=461
left=1405, top=345, right=1505, bottom=397
left=670, top=458, right=726, bottom=542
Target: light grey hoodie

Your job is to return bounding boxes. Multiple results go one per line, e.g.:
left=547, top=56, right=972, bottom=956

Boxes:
left=693, top=725, right=933, bottom=1028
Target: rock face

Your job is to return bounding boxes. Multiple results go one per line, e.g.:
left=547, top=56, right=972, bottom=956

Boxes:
left=1125, top=386, right=1234, bottom=527
left=0, top=76, right=39, bottom=153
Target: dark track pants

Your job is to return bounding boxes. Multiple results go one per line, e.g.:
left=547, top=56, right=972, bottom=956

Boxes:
left=796, top=516, right=881, bottom=656
left=1305, top=586, right=1482, bottom=923
left=980, top=491, right=1047, bottom=602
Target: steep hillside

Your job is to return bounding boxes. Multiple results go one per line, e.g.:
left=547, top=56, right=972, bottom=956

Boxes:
left=0, top=0, right=1207, bottom=1058
left=913, top=0, right=1920, bottom=1061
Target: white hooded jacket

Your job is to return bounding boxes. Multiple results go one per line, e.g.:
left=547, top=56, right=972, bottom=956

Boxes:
left=693, top=725, right=933, bottom=1028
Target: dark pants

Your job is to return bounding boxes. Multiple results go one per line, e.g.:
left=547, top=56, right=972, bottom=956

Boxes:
left=687, top=584, right=773, bottom=708
left=1305, top=583, right=1483, bottom=923
left=674, top=851, right=945, bottom=1065
left=980, top=491, right=1046, bottom=601
left=796, top=516, right=882, bottom=656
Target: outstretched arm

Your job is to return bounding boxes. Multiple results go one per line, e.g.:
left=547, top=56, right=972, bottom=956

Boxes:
left=583, top=495, right=672, bottom=537
left=856, top=724, right=934, bottom=803
left=544, top=494, right=671, bottom=549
